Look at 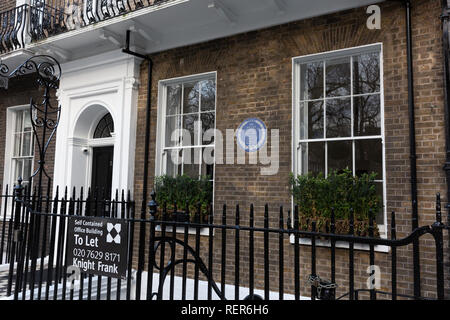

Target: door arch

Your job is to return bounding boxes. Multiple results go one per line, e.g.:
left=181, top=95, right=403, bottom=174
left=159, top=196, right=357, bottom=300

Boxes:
left=70, top=104, right=116, bottom=195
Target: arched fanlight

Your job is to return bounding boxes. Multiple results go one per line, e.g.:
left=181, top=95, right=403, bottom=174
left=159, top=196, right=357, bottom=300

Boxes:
left=93, top=113, right=114, bottom=139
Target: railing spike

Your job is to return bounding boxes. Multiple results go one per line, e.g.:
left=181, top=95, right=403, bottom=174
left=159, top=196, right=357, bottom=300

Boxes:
left=391, top=211, right=396, bottom=239
left=436, top=193, right=442, bottom=223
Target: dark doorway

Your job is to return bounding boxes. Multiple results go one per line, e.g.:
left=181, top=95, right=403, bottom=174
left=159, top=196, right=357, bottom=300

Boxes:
left=91, top=146, right=114, bottom=199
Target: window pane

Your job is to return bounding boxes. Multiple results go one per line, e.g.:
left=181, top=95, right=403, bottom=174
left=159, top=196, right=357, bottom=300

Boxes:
left=300, top=101, right=324, bottom=140
left=353, top=52, right=380, bottom=94
left=167, top=85, right=181, bottom=115
left=23, top=158, right=33, bottom=181
left=301, top=142, right=325, bottom=176
left=182, top=114, right=199, bottom=146
left=165, top=149, right=182, bottom=177
left=326, top=98, right=351, bottom=138
left=21, top=132, right=32, bottom=157
left=327, top=140, right=352, bottom=173
left=13, top=133, right=21, bottom=157
left=14, top=159, right=23, bottom=181
left=300, top=61, right=323, bottom=100
left=202, top=147, right=214, bottom=180
left=23, top=110, right=32, bottom=132
left=165, top=116, right=180, bottom=147
left=93, top=113, right=114, bottom=139
left=183, top=148, right=200, bottom=179
left=200, top=80, right=216, bottom=111
left=201, top=112, right=215, bottom=144
left=326, top=57, right=351, bottom=97
left=183, top=82, right=200, bottom=114
left=354, top=94, right=381, bottom=136
left=355, top=139, right=382, bottom=179
left=15, top=112, right=23, bottom=133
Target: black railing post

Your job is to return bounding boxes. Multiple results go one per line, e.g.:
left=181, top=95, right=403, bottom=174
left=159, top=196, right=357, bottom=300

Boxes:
left=348, top=209, right=355, bottom=300
left=182, top=202, right=189, bottom=300
left=7, top=178, right=23, bottom=298
left=46, top=186, right=59, bottom=300
left=126, top=192, right=135, bottom=300
left=169, top=201, right=177, bottom=300
left=278, top=206, right=284, bottom=300
left=311, top=221, right=317, bottom=300
left=208, top=204, right=214, bottom=300
left=221, top=204, right=227, bottom=300
left=147, top=190, right=157, bottom=300
left=433, top=193, right=445, bottom=300
left=249, top=204, right=254, bottom=298
left=391, top=211, right=397, bottom=300
left=234, top=204, right=240, bottom=300
left=264, top=204, right=269, bottom=300
left=157, top=201, right=167, bottom=300
left=194, top=203, right=201, bottom=300
left=369, top=212, right=376, bottom=300
left=293, top=205, right=300, bottom=300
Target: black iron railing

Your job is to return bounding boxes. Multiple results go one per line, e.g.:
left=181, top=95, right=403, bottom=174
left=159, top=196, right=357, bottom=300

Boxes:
left=0, top=0, right=172, bottom=54
left=0, top=5, right=28, bottom=54
left=1, top=183, right=448, bottom=300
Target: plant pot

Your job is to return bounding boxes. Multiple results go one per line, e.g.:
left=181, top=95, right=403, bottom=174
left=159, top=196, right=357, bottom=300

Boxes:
left=155, top=208, right=209, bottom=224
left=298, top=216, right=380, bottom=239
left=172, top=211, right=190, bottom=223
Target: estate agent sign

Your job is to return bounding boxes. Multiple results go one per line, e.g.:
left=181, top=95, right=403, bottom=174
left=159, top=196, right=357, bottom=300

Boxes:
left=66, top=216, right=129, bottom=279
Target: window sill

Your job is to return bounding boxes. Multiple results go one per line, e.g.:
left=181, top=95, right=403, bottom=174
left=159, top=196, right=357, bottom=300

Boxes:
left=155, top=224, right=212, bottom=236
left=289, top=234, right=390, bottom=253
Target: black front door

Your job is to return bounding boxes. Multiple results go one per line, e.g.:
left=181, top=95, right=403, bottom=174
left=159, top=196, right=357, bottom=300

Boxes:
left=91, top=146, right=114, bottom=197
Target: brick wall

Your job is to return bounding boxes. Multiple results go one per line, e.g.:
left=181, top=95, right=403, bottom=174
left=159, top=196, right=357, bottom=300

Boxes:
left=0, top=0, right=17, bottom=12
left=133, top=0, right=449, bottom=299
left=0, top=74, right=56, bottom=197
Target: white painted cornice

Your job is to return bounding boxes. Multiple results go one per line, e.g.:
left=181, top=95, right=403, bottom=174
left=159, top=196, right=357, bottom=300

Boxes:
left=61, top=49, right=143, bottom=76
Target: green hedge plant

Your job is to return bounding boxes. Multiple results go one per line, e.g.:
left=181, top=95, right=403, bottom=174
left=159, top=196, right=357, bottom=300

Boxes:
left=289, top=169, right=381, bottom=237
left=154, top=175, right=213, bottom=222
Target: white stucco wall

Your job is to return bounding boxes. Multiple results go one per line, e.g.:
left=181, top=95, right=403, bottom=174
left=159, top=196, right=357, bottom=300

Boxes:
left=54, top=49, right=142, bottom=197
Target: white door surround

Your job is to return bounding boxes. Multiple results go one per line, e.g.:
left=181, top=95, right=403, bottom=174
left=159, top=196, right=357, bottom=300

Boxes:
left=54, top=50, right=142, bottom=197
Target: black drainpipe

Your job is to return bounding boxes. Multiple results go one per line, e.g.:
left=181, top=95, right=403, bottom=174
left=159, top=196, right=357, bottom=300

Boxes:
left=404, top=0, right=421, bottom=298
left=441, top=0, right=450, bottom=287
left=122, top=30, right=153, bottom=300
left=390, top=0, right=421, bottom=296
left=442, top=1, right=450, bottom=217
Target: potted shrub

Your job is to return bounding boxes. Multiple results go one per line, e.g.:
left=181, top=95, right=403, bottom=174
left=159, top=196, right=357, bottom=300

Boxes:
left=289, top=169, right=381, bottom=238
left=154, top=174, right=213, bottom=223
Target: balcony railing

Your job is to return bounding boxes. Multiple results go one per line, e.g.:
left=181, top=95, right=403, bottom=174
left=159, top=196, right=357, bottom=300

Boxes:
left=1, top=0, right=170, bottom=54
left=0, top=5, right=28, bottom=54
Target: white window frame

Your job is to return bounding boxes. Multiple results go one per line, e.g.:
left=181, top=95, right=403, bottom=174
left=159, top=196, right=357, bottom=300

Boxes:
left=292, top=43, right=387, bottom=238
left=155, top=71, right=217, bottom=182
left=1, top=105, right=35, bottom=219
left=155, top=72, right=217, bottom=235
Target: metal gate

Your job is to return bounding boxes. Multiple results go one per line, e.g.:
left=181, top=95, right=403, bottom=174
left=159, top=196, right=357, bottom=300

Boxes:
left=1, top=183, right=448, bottom=300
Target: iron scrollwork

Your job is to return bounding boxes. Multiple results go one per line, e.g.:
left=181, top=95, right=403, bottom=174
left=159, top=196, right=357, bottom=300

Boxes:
left=0, top=62, right=9, bottom=89
left=2, top=55, right=61, bottom=298
left=149, top=235, right=226, bottom=300
left=1, top=55, right=61, bottom=188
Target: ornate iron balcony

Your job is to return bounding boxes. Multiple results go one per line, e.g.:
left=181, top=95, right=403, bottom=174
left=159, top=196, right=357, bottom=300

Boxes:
left=0, top=5, right=28, bottom=54
left=0, top=0, right=170, bottom=54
